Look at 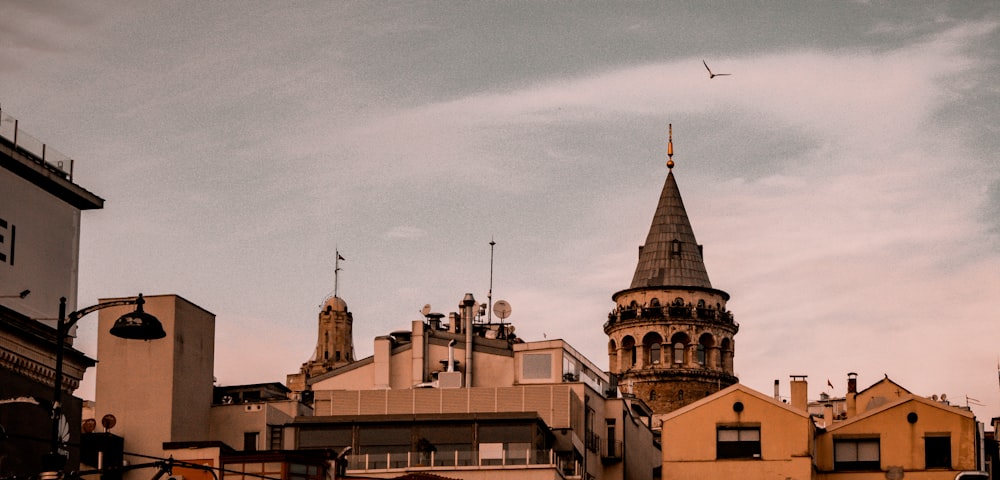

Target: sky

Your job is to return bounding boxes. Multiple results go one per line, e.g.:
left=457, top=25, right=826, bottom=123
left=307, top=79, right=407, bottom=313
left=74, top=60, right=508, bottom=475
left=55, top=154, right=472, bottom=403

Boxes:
left=2, top=1, right=999, bottom=422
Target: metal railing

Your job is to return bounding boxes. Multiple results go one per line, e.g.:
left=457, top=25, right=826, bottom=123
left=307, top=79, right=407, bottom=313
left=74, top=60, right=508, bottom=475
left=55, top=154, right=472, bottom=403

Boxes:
left=0, top=106, right=75, bottom=181
left=346, top=448, right=580, bottom=478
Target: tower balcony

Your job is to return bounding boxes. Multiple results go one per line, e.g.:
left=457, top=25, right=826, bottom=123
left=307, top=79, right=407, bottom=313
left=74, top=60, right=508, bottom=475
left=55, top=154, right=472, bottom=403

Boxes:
left=604, top=306, right=737, bottom=334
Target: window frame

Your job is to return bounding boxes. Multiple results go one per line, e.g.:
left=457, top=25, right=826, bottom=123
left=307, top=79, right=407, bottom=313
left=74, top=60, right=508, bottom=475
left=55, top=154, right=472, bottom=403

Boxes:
left=833, top=438, right=880, bottom=471
left=716, top=426, right=761, bottom=460
left=924, top=435, right=951, bottom=469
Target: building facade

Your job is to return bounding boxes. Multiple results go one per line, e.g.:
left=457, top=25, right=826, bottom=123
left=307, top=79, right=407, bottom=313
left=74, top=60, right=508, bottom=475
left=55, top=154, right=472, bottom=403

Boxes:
left=289, top=295, right=662, bottom=480
left=0, top=109, right=103, bottom=478
left=93, top=294, right=216, bottom=480
left=661, top=375, right=984, bottom=480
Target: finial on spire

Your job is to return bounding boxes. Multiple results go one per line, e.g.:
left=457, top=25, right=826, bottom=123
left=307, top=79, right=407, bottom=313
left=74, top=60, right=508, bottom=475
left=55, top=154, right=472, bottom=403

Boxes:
left=667, top=123, right=675, bottom=170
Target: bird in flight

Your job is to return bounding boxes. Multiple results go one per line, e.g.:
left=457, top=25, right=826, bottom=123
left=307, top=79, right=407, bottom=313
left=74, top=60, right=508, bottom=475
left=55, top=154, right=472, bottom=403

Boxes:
left=703, top=60, right=731, bottom=79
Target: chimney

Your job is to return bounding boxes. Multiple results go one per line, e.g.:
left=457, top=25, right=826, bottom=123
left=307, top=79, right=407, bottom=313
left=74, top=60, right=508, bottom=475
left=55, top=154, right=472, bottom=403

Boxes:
left=846, top=372, right=858, bottom=417
left=373, top=336, right=393, bottom=389
left=462, top=294, right=476, bottom=388
left=790, top=375, right=808, bottom=411
left=823, top=403, right=835, bottom=427
left=774, top=379, right=780, bottom=401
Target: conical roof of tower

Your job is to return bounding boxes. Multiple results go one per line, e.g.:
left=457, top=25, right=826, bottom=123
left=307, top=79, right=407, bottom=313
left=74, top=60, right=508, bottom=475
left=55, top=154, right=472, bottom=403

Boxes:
left=629, top=170, right=713, bottom=289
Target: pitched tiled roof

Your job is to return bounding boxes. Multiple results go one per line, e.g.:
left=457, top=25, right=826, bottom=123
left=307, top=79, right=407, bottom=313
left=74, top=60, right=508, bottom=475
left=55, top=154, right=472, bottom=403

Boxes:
left=630, top=171, right=713, bottom=289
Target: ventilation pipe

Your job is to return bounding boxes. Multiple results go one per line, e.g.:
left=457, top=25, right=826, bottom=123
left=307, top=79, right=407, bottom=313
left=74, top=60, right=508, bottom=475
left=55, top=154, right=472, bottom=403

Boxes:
left=774, top=379, right=780, bottom=401
left=846, top=372, right=858, bottom=417
left=462, top=293, right=476, bottom=387
left=447, top=339, right=456, bottom=372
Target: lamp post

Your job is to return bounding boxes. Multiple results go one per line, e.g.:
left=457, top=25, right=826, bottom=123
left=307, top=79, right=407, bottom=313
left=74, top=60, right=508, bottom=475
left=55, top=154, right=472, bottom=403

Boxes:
left=43, top=294, right=166, bottom=478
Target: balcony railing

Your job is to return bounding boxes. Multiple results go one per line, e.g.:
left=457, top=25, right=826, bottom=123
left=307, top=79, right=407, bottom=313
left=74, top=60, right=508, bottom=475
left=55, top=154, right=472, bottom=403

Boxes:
left=0, top=107, right=75, bottom=181
left=604, top=306, right=737, bottom=331
left=602, top=439, right=622, bottom=462
left=346, top=448, right=580, bottom=478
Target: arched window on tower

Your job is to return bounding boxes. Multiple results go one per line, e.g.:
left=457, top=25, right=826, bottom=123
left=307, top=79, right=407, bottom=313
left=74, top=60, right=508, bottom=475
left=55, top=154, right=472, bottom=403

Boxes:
left=650, top=343, right=661, bottom=364
left=649, top=390, right=657, bottom=401
left=678, top=390, right=684, bottom=401
left=673, top=342, right=684, bottom=364
left=697, top=344, right=706, bottom=366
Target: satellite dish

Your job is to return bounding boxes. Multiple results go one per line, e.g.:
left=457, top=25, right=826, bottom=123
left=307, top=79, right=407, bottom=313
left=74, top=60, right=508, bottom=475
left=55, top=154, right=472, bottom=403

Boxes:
left=421, top=304, right=432, bottom=316
left=493, top=300, right=511, bottom=320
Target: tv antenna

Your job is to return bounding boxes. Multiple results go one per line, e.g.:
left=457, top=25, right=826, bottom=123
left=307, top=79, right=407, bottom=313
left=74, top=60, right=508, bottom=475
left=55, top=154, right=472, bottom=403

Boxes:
left=488, top=238, right=496, bottom=324
left=334, top=249, right=345, bottom=298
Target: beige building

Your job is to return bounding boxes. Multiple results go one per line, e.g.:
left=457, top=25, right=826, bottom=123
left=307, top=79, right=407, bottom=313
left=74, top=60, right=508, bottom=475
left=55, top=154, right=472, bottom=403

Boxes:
left=661, top=383, right=816, bottom=480
left=661, top=375, right=984, bottom=480
left=94, top=294, right=216, bottom=480
left=291, top=307, right=661, bottom=480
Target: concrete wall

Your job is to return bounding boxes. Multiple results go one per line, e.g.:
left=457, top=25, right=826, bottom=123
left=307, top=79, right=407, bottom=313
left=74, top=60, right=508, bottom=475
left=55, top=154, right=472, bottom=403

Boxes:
left=0, top=146, right=100, bottom=319
left=95, top=294, right=214, bottom=477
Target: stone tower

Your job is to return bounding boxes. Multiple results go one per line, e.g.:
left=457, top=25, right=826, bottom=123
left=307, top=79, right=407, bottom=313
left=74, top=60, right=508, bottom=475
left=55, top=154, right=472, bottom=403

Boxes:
left=287, top=255, right=356, bottom=393
left=604, top=126, right=738, bottom=417
left=304, top=295, right=355, bottom=376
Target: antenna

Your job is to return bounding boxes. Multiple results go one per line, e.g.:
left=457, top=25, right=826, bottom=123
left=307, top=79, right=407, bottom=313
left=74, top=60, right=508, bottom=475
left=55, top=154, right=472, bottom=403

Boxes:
left=488, top=238, right=496, bottom=324
left=334, top=249, right=345, bottom=298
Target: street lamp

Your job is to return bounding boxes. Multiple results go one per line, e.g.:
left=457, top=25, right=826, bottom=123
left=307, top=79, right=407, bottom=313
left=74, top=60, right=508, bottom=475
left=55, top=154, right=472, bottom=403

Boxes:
left=43, top=294, right=166, bottom=477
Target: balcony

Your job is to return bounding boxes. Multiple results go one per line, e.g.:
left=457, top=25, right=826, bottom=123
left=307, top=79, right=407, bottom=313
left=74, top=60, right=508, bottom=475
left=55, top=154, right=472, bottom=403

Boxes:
left=604, top=305, right=738, bottom=332
left=346, top=448, right=581, bottom=478
left=601, top=439, right=622, bottom=463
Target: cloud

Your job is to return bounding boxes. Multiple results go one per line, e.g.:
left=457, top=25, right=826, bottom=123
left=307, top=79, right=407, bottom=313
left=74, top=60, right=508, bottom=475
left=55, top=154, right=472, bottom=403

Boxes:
left=385, top=226, right=428, bottom=239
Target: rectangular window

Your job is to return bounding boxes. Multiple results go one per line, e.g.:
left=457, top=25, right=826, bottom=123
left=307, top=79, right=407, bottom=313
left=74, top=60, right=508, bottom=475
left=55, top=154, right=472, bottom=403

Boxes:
left=522, top=353, right=552, bottom=379
left=269, top=425, right=283, bottom=450
left=925, top=436, right=951, bottom=469
left=716, top=427, right=760, bottom=459
left=243, top=431, right=259, bottom=451
left=834, top=438, right=880, bottom=471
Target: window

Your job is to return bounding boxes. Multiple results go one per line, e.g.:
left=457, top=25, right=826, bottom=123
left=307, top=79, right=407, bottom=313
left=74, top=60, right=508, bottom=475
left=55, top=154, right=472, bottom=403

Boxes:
left=522, top=353, right=552, bottom=379
left=925, top=436, right=951, bottom=469
left=834, top=438, right=880, bottom=471
left=243, top=431, right=259, bottom=451
left=673, top=343, right=684, bottom=364
left=650, top=343, right=661, bottom=364
left=649, top=390, right=657, bottom=401
left=696, top=344, right=706, bottom=365
left=716, top=427, right=760, bottom=459
left=269, top=425, right=283, bottom=449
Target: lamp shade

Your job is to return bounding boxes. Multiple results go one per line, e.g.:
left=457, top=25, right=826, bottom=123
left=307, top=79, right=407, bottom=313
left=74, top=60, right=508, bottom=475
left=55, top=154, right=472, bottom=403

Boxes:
left=109, top=294, right=166, bottom=340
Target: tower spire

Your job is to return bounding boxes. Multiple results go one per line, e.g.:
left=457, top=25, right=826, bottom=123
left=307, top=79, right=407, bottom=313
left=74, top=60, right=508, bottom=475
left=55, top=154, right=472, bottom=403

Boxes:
left=667, top=123, right=675, bottom=170
left=629, top=127, right=712, bottom=290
